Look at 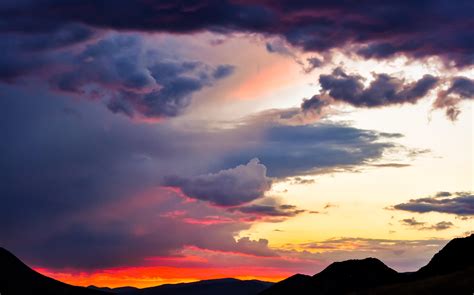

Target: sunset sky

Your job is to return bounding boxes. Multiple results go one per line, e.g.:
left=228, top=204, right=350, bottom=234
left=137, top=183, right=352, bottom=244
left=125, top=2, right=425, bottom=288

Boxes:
left=1, top=0, right=473, bottom=289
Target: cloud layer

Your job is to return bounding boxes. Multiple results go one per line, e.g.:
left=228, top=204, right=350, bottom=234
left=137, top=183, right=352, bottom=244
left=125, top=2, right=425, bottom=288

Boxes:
left=1, top=0, right=472, bottom=66
left=393, top=192, right=474, bottom=216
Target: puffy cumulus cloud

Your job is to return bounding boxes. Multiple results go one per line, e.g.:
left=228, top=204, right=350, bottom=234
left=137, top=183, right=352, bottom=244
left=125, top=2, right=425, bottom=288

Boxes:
left=164, top=159, right=272, bottom=206
left=393, top=192, right=474, bottom=216
left=1, top=1, right=473, bottom=66
left=318, top=68, right=439, bottom=107
left=0, top=33, right=235, bottom=119
left=233, top=237, right=276, bottom=257
left=399, top=218, right=454, bottom=231
left=433, top=76, right=474, bottom=120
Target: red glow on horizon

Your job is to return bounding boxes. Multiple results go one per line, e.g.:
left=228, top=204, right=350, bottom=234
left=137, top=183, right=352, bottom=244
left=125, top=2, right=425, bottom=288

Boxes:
left=34, top=265, right=290, bottom=289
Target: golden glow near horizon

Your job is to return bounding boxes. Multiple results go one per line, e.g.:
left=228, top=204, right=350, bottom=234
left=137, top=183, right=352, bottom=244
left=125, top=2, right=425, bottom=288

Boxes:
left=215, top=35, right=474, bottom=267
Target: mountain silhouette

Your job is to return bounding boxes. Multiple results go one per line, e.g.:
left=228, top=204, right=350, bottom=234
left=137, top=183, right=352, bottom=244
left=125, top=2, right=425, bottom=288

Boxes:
left=260, top=234, right=474, bottom=295
left=255, top=274, right=312, bottom=295
left=90, top=278, right=272, bottom=295
left=0, top=247, right=272, bottom=295
left=418, top=233, right=474, bottom=276
left=2, top=234, right=473, bottom=295
left=0, top=247, right=107, bottom=295
left=261, top=258, right=399, bottom=295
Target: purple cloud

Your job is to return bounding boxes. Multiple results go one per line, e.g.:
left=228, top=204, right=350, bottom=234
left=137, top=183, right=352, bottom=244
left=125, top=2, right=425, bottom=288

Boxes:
left=393, top=192, right=474, bottom=216
left=164, top=159, right=272, bottom=206
left=1, top=1, right=472, bottom=66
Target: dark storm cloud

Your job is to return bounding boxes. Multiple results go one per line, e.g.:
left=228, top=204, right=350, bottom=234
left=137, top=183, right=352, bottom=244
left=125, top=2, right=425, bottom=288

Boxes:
left=433, top=76, right=474, bottom=120
left=222, top=123, right=401, bottom=178
left=17, top=208, right=277, bottom=269
left=1, top=0, right=472, bottom=66
left=50, top=34, right=236, bottom=118
left=0, top=33, right=235, bottom=118
left=318, top=68, right=439, bottom=107
left=0, top=85, right=279, bottom=269
left=0, top=24, right=93, bottom=82
left=393, top=192, right=474, bottom=216
left=0, top=86, right=195, bottom=238
left=164, top=158, right=272, bottom=206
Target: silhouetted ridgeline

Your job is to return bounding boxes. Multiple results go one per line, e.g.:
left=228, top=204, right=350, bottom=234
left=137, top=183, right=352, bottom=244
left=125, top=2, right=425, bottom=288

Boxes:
left=261, top=234, right=474, bottom=295
left=0, top=247, right=272, bottom=295
left=0, top=247, right=107, bottom=295
left=89, top=278, right=273, bottom=295
left=1, top=234, right=473, bottom=295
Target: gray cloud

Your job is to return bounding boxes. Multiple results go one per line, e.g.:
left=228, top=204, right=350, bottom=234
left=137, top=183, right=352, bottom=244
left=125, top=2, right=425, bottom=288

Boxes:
left=393, top=192, right=474, bottom=216
left=291, top=177, right=316, bottom=185
left=400, top=218, right=454, bottom=231
left=318, top=68, right=439, bottom=107
left=230, top=197, right=308, bottom=220
left=400, top=217, right=425, bottom=227
left=2, top=1, right=472, bottom=66
left=222, top=121, right=402, bottom=178
left=301, top=95, right=330, bottom=114
left=0, top=32, right=235, bottom=119
left=164, top=159, right=272, bottom=206
left=50, top=34, right=234, bottom=118
left=433, top=76, right=474, bottom=120
left=427, top=221, right=454, bottom=231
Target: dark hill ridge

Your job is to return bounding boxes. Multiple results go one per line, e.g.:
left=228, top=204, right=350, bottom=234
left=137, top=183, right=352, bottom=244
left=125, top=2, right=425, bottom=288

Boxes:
left=0, top=246, right=272, bottom=295
left=90, top=278, right=273, bottom=295
left=310, top=258, right=399, bottom=293
left=0, top=247, right=107, bottom=295
left=257, top=274, right=312, bottom=295
left=261, top=258, right=400, bottom=295
left=1, top=234, right=473, bottom=295
left=260, top=234, right=474, bottom=295
left=418, top=233, right=474, bottom=276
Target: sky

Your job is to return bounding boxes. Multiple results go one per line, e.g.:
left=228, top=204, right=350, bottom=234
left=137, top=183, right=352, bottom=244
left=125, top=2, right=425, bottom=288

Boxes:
left=1, top=0, right=473, bottom=289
